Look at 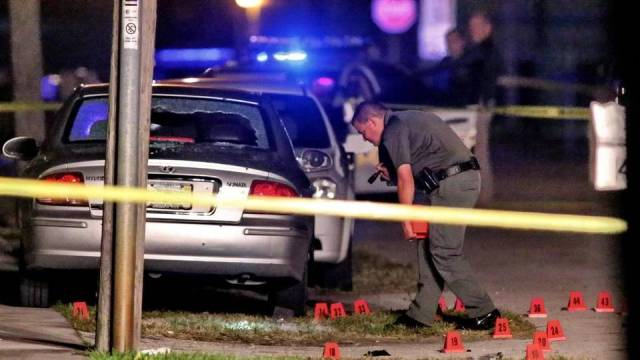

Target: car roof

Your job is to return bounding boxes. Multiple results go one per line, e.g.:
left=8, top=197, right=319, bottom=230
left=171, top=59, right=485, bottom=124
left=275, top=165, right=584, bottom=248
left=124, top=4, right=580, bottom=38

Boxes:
left=160, top=76, right=308, bottom=97
left=76, top=82, right=269, bottom=103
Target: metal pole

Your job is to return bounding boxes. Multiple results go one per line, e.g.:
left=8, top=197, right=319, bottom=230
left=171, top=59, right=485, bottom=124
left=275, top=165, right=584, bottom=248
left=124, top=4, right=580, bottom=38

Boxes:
left=95, top=0, right=121, bottom=352
left=133, top=0, right=156, bottom=349
left=113, top=0, right=142, bottom=351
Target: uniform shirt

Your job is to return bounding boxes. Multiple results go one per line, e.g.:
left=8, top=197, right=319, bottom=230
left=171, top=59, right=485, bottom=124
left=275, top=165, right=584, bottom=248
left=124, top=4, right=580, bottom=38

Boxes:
left=379, top=110, right=471, bottom=183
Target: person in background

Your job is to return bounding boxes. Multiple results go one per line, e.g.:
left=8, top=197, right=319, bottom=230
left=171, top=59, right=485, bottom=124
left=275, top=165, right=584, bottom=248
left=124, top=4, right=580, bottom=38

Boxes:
left=419, top=28, right=473, bottom=106
left=463, top=11, right=503, bottom=106
left=444, top=27, right=467, bottom=61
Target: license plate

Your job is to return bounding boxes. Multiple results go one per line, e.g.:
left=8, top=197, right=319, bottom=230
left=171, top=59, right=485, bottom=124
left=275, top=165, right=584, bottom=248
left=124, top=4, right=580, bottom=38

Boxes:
left=148, top=182, right=193, bottom=210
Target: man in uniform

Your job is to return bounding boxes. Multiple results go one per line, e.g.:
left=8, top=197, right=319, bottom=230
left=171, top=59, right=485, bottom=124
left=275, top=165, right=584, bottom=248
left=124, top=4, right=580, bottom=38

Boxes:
left=351, top=101, right=500, bottom=330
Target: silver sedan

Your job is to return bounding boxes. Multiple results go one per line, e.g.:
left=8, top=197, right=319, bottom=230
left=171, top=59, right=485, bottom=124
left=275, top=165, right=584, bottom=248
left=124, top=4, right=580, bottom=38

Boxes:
left=3, top=82, right=314, bottom=316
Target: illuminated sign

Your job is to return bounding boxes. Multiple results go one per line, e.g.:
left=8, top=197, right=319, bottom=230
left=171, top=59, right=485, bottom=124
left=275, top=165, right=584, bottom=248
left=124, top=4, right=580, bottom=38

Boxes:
left=372, top=0, right=417, bottom=34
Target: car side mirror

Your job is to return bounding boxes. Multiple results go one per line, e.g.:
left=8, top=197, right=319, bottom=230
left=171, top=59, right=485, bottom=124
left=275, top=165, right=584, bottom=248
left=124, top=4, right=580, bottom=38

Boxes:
left=2, top=136, right=39, bottom=161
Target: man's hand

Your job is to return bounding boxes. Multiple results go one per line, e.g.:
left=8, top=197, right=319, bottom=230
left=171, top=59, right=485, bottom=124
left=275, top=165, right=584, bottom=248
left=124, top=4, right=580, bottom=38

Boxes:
left=396, top=164, right=417, bottom=241
left=402, top=221, right=417, bottom=241
left=375, top=163, right=390, bottom=182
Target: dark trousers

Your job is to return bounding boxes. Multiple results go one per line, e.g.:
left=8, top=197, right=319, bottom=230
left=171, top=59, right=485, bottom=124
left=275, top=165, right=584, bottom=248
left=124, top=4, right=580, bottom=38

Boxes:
left=406, top=170, right=495, bottom=325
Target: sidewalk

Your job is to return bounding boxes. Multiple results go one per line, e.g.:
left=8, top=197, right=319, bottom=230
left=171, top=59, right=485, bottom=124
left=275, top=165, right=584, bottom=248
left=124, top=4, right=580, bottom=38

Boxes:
left=0, top=304, right=86, bottom=359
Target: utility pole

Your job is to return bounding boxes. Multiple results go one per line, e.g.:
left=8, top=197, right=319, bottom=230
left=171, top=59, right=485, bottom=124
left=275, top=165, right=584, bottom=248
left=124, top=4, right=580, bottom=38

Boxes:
left=133, top=0, right=157, bottom=349
left=95, top=0, right=120, bottom=352
left=8, top=0, right=45, bottom=142
left=95, top=0, right=156, bottom=353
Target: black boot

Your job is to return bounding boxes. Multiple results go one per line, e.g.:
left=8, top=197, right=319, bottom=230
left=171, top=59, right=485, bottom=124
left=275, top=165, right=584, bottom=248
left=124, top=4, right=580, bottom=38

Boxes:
left=458, top=309, right=501, bottom=331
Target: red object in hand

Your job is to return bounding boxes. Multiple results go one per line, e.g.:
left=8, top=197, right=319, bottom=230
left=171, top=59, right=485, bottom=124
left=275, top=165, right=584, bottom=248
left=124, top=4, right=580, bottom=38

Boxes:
left=412, top=222, right=429, bottom=239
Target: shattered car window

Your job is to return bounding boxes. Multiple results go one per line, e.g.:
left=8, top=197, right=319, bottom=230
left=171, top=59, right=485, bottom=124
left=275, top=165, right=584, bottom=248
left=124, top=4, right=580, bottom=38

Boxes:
left=67, top=96, right=271, bottom=149
left=268, top=94, right=330, bottom=149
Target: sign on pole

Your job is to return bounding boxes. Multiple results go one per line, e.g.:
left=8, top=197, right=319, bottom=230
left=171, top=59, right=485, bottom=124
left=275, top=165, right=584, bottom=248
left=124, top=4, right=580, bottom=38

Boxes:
left=589, top=101, right=626, bottom=191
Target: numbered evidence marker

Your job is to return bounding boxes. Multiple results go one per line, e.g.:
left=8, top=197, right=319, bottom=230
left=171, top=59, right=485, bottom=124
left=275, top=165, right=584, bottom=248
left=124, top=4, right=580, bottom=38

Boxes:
left=314, top=302, right=330, bottom=320
left=595, top=291, right=615, bottom=313
left=322, top=342, right=341, bottom=359
left=546, top=319, right=567, bottom=342
left=532, top=331, right=551, bottom=351
left=72, top=301, right=90, bottom=320
left=528, top=297, right=548, bottom=318
left=567, top=291, right=588, bottom=311
left=492, top=317, right=513, bottom=339
left=353, top=299, right=371, bottom=315
left=441, top=331, right=465, bottom=353
left=525, top=343, right=545, bottom=360
left=330, top=302, right=347, bottom=319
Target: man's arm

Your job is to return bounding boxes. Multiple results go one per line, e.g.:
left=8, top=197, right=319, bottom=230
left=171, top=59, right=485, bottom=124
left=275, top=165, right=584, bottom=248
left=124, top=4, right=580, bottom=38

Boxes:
left=396, top=164, right=417, bottom=240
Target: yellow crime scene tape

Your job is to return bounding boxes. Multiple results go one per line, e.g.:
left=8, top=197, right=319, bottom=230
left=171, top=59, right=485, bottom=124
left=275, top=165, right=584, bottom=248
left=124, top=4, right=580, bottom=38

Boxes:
left=0, top=102, right=62, bottom=113
left=0, top=176, right=627, bottom=235
left=493, top=105, right=590, bottom=120
left=386, top=102, right=590, bottom=121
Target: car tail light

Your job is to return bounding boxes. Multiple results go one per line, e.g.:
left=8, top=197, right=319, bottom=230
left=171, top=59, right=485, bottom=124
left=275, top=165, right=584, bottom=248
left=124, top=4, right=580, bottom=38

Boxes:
left=37, top=172, right=88, bottom=206
left=249, top=180, right=299, bottom=197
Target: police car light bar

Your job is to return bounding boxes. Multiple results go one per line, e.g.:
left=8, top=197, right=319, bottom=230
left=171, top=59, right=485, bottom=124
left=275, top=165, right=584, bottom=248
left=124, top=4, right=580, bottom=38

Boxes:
left=273, top=51, right=307, bottom=62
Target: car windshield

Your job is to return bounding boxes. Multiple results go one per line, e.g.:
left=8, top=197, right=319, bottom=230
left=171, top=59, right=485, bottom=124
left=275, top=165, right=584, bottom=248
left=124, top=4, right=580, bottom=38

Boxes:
left=268, top=94, right=331, bottom=149
left=66, top=96, right=271, bottom=150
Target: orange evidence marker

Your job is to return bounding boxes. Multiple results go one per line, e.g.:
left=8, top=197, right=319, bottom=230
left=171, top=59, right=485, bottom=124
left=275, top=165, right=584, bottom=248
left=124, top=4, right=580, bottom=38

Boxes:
left=546, top=319, right=567, bottom=342
left=314, top=302, right=329, bottom=320
left=492, top=317, right=513, bottom=339
left=567, top=291, right=588, bottom=312
left=441, top=331, right=465, bottom=353
left=594, top=291, right=615, bottom=313
left=330, top=302, right=347, bottom=319
left=528, top=297, right=548, bottom=318
left=72, top=301, right=89, bottom=321
left=322, top=342, right=340, bottom=359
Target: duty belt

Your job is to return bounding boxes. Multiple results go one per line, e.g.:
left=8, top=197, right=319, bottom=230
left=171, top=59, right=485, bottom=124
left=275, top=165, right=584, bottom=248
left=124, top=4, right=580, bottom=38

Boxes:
left=434, top=157, right=480, bottom=181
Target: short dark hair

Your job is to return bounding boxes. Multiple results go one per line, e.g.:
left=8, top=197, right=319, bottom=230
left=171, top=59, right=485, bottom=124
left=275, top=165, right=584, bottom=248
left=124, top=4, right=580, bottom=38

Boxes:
left=351, top=101, right=388, bottom=125
left=469, top=10, right=494, bottom=25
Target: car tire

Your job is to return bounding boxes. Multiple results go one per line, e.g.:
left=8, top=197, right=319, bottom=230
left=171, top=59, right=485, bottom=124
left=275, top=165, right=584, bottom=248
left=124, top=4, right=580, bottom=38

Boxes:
left=20, top=274, right=50, bottom=308
left=313, top=241, right=353, bottom=291
left=269, top=258, right=309, bottom=318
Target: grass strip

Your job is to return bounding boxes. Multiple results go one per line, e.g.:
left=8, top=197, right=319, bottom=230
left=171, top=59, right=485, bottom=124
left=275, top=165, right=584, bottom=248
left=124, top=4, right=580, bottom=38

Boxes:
left=89, top=352, right=304, bottom=360
left=57, top=303, right=534, bottom=346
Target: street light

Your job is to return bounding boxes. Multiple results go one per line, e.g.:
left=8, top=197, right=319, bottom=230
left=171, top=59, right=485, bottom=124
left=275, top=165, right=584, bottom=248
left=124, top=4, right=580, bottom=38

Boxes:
left=235, top=0, right=263, bottom=8
left=235, top=0, right=263, bottom=37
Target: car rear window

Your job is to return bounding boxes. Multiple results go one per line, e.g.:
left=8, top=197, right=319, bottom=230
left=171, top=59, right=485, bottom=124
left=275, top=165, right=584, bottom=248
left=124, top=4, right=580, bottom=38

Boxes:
left=268, top=94, right=331, bottom=149
left=67, top=96, right=272, bottom=149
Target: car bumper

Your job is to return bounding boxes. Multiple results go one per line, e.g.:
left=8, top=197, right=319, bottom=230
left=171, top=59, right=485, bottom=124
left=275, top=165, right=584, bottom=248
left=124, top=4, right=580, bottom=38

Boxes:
left=314, top=215, right=349, bottom=263
left=25, top=214, right=311, bottom=282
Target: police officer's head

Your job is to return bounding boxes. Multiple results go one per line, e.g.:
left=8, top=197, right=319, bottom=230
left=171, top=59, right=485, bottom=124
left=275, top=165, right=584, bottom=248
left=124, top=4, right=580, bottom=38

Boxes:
left=351, top=101, right=388, bottom=146
left=468, top=11, right=493, bottom=44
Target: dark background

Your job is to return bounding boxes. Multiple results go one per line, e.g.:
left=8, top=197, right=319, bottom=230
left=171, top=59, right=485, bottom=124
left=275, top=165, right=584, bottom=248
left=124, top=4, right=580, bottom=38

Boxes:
left=0, top=0, right=620, bottom=91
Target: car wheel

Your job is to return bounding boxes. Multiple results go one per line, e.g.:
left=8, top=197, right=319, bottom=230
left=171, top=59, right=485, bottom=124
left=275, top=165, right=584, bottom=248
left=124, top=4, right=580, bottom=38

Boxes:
left=269, top=258, right=309, bottom=318
left=313, top=241, right=353, bottom=291
left=20, top=273, right=50, bottom=308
